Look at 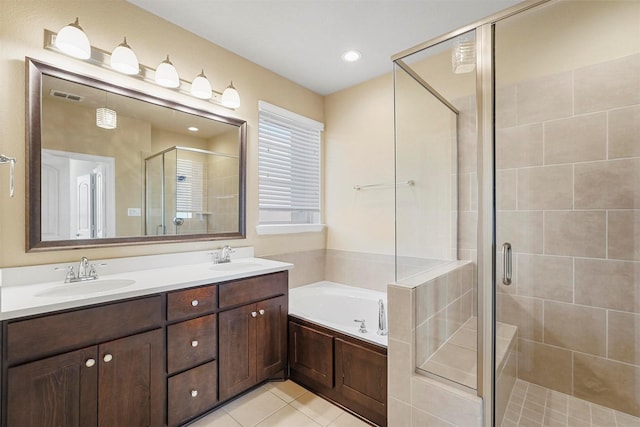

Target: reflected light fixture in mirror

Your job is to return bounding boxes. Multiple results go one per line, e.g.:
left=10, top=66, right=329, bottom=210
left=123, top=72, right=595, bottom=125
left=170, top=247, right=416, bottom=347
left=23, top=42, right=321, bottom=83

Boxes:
left=452, top=37, right=475, bottom=74
left=155, top=55, right=180, bottom=88
left=110, top=37, right=139, bottom=75
left=221, top=81, right=241, bottom=109
left=191, top=70, right=213, bottom=99
left=96, top=107, right=117, bottom=129
left=54, top=17, right=91, bottom=59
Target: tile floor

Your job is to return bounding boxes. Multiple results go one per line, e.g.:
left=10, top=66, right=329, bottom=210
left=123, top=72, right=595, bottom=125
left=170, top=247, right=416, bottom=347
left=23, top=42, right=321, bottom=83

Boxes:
left=502, top=379, right=640, bottom=427
left=187, top=380, right=371, bottom=427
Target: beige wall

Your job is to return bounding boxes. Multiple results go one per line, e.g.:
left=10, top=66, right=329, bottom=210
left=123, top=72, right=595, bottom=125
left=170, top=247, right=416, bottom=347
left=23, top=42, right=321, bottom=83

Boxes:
left=0, top=0, right=325, bottom=266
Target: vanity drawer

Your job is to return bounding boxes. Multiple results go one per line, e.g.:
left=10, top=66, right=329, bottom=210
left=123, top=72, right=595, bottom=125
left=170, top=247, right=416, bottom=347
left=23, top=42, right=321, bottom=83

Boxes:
left=167, top=314, right=217, bottom=374
left=218, top=271, right=287, bottom=309
left=168, top=360, right=218, bottom=427
left=6, top=296, right=162, bottom=365
left=167, top=285, right=217, bottom=321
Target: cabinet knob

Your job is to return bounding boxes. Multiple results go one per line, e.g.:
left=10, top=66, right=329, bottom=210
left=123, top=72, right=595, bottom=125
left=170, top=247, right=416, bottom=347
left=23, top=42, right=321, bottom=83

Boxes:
left=191, top=340, right=199, bottom=347
left=251, top=311, right=257, bottom=318
left=191, top=390, right=198, bottom=398
left=191, top=300, right=199, bottom=307
left=259, top=309, right=265, bottom=315
left=85, top=358, right=96, bottom=368
left=103, top=354, right=113, bottom=363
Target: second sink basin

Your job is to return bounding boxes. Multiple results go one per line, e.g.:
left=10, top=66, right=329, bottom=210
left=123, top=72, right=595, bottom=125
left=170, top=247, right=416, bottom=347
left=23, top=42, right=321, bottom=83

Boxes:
left=35, top=279, right=136, bottom=298
left=209, top=261, right=264, bottom=272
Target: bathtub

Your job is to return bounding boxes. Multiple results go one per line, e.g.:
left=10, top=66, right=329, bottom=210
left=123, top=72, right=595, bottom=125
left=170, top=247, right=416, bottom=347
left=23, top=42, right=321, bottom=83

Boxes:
left=289, top=281, right=388, bottom=347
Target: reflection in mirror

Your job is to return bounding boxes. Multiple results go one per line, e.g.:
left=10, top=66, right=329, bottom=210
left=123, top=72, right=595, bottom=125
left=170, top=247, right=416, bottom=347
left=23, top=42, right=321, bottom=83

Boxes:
left=27, top=59, right=246, bottom=251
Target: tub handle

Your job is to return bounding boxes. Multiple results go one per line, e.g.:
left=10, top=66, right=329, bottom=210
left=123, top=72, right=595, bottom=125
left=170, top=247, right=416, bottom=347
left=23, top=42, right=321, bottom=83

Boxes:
left=502, top=242, right=512, bottom=286
left=354, top=319, right=367, bottom=333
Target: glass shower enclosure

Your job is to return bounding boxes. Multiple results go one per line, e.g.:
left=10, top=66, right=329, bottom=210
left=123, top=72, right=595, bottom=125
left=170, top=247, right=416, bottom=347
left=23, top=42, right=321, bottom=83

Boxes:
left=393, top=1, right=640, bottom=425
left=145, top=146, right=239, bottom=235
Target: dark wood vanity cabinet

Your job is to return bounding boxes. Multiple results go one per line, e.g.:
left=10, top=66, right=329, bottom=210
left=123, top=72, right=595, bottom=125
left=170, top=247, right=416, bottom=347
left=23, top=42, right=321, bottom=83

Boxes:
left=1, top=270, right=289, bottom=427
left=218, top=272, right=288, bottom=401
left=4, top=297, right=164, bottom=427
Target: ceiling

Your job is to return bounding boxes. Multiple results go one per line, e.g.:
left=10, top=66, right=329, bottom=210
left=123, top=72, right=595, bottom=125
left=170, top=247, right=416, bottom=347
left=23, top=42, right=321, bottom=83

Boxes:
left=127, top=0, right=523, bottom=95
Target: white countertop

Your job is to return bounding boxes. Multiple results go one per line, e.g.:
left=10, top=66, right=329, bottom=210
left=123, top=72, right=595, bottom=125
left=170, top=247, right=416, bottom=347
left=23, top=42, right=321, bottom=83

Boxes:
left=0, top=248, right=292, bottom=320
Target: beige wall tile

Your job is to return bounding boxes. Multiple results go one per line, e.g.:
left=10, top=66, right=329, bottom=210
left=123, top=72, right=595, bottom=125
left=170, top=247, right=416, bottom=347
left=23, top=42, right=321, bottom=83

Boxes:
left=544, top=113, right=607, bottom=164
left=388, top=285, right=414, bottom=343
left=458, top=211, right=477, bottom=251
left=445, top=297, right=467, bottom=337
left=517, top=165, right=573, bottom=210
left=496, top=84, right=518, bottom=129
left=497, top=169, right=517, bottom=211
left=265, top=250, right=326, bottom=288
left=411, top=377, right=482, bottom=426
left=496, top=124, right=544, bottom=169
left=517, top=71, right=573, bottom=125
left=517, top=339, right=572, bottom=394
left=574, top=54, right=640, bottom=114
left=575, top=258, right=640, bottom=313
left=575, top=158, right=640, bottom=209
left=608, top=310, right=640, bottom=366
left=457, top=173, right=471, bottom=212
left=543, top=301, right=607, bottom=356
left=416, top=277, right=447, bottom=324
left=497, top=293, right=543, bottom=342
left=609, top=105, right=640, bottom=159
left=544, top=211, right=606, bottom=258
left=517, top=254, right=573, bottom=303
left=446, top=268, right=463, bottom=304
left=388, top=339, right=413, bottom=403
left=412, top=408, right=455, bottom=427
left=388, top=398, right=412, bottom=427
left=609, top=210, right=640, bottom=262
left=497, top=211, right=544, bottom=254
left=573, top=353, right=640, bottom=417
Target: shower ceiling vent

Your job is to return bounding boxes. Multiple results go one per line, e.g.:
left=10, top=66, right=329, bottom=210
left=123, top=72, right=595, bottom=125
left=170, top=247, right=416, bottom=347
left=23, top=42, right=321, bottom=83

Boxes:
left=49, top=89, right=85, bottom=102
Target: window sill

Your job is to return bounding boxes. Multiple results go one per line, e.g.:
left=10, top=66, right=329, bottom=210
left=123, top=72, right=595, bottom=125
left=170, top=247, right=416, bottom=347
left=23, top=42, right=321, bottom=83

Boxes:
left=256, top=224, right=326, bottom=235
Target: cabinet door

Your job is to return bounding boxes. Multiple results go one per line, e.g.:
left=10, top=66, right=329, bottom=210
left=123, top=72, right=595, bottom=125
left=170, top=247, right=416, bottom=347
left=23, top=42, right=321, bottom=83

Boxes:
left=98, top=329, right=164, bottom=427
left=7, top=346, right=98, bottom=427
left=256, top=295, right=287, bottom=381
left=218, top=304, right=257, bottom=401
left=288, top=321, right=334, bottom=388
left=335, top=338, right=387, bottom=427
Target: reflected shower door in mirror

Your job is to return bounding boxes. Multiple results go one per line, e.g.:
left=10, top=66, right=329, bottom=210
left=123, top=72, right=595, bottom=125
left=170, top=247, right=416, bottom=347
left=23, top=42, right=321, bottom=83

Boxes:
left=27, top=58, right=246, bottom=250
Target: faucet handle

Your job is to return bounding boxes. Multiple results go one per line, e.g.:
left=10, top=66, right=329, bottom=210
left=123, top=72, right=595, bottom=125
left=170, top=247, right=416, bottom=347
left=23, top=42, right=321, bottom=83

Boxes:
left=89, top=263, right=107, bottom=279
left=54, top=265, right=75, bottom=283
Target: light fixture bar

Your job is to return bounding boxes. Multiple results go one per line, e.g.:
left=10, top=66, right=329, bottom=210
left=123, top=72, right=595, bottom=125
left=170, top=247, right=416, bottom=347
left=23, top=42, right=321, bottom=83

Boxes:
left=43, top=29, right=235, bottom=109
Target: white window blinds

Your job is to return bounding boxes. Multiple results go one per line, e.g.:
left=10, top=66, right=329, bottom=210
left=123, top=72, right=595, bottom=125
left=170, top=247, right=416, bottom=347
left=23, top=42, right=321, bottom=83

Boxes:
left=176, top=158, right=204, bottom=213
left=258, top=101, right=323, bottom=225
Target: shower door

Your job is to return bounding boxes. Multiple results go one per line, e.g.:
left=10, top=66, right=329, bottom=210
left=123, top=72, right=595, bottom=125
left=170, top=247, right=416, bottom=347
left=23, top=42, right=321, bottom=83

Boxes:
left=494, top=1, right=640, bottom=425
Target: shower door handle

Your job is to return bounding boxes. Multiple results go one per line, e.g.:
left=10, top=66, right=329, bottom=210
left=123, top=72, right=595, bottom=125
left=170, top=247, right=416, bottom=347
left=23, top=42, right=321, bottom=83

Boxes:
left=502, top=242, right=512, bottom=286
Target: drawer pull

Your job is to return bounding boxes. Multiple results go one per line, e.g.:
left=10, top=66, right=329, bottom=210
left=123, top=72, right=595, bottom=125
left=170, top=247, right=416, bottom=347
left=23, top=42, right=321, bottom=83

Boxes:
left=103, top=354, right=113, bottom=363
left=191, top=340, right=199, bottom=347
left=85, top=358, right=96, bottom=368
left=191, top=390, right=198, bottom=398
left=251, top=311, right=257, bottom=318
left=259, top=309, right=265, bottom=315
left=191, top=300, right=199, bottom=307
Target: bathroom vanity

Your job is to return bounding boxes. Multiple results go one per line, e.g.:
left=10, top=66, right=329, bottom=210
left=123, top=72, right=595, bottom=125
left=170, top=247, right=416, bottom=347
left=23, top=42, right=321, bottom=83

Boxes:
left=0, top=250, right=290, bottom=427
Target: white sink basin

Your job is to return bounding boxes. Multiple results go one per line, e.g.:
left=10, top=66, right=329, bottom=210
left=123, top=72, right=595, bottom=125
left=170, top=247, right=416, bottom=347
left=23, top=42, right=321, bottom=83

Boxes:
left=209, top=261, right=264, bottom=272
left=35, top=279, right=136, bottom=298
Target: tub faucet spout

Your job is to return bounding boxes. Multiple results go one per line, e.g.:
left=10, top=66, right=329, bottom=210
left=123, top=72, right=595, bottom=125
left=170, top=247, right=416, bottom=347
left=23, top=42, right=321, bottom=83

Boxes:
left=377, top=299, right=387, bottom=336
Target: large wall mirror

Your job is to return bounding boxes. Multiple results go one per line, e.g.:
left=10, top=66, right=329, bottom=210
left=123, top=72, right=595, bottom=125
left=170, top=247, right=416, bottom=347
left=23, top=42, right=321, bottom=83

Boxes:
left=26, top=58, right=246, bottom=251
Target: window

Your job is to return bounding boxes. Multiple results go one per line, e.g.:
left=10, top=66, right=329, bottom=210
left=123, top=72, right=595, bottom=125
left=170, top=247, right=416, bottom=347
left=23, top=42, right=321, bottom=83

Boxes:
left=176, top=158, right=204, bottom=218
left=258, top=101, right=324, bottom=234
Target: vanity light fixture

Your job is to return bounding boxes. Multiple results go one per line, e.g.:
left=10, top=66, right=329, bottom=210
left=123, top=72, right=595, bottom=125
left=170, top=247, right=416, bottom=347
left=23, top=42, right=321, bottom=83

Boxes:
left=154, top=55, right=180, bottom=88
left=452, top=36, right=475, bottom=74
left=190, top=69, right=213, bottom=99
left=110, top=37, right=139, bottom=75
left=221, top=81, right=241, bottom=109
left=341, top=50, right=361, bottom=63
left=54, top=17, right=91, bottom=59
left=96, top=107, right=117, bottom=129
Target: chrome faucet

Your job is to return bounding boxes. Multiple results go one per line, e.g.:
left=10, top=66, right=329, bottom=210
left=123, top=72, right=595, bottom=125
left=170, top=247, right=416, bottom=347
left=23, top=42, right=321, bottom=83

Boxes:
left=377, top=299, right=387, bottom=336
left=56, top=257, right=103, bottom=283
left=78, top=257, right=90, bottom=279
left=219, top=245, right=234, bottom=263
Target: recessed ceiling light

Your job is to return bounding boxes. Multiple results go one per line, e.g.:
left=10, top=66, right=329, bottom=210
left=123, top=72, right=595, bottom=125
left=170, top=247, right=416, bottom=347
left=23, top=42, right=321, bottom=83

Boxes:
left=342, top=50, right=361, bottom=62
left=188, top=126, right=199, bottom=132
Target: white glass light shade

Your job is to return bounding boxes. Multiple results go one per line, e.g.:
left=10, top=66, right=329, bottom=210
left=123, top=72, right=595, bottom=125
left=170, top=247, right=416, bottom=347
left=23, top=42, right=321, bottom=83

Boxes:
left=190, top=70, right=212, bottom=99
left=96, top=107, right=117, bottom=129
left=55, top=18, right=91, bottom=59
left=452, top=37, right=475, bottom=74
left=221, top=81, right=240, bottom=108
left=110, top=37, right=139, bottom=75
left=155, top=55, right=180, bottom=88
